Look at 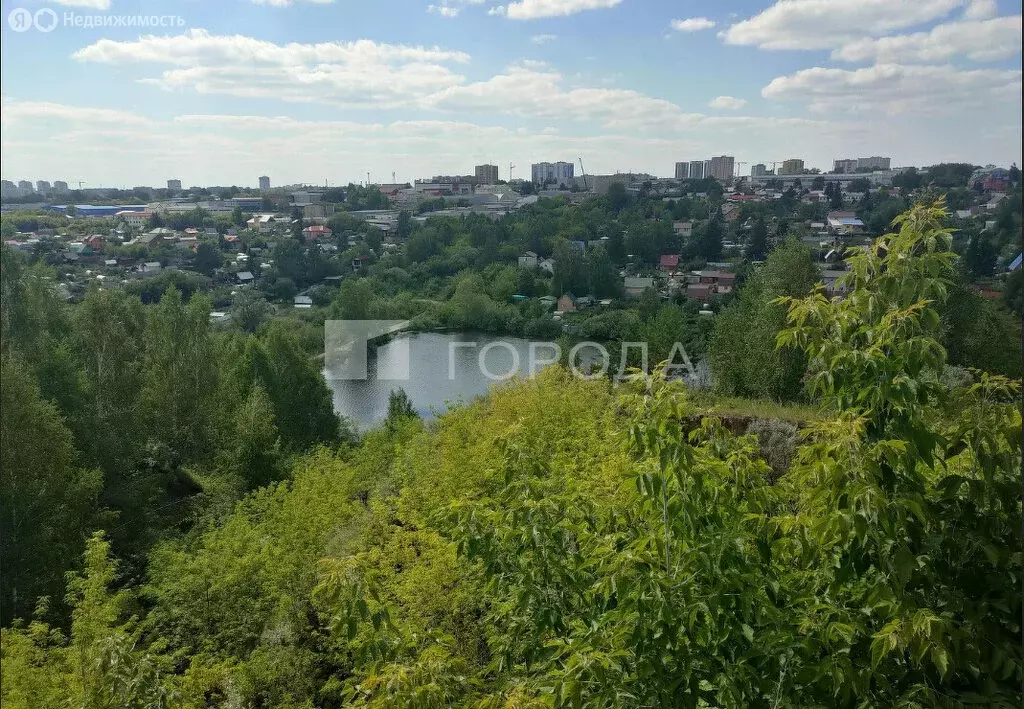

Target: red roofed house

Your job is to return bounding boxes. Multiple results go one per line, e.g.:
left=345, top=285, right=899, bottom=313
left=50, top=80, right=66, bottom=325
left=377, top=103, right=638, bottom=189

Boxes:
left=83, top=234, right=105, bottom=251
left=556, top=294, right=577, bottom=313
left=659, top=254, right=680, bottom=272
left=697, top=271, right=736, bottom=294
left=303, top=225, right=333, bottom=240
left=686, top=284, right=712, bottom=301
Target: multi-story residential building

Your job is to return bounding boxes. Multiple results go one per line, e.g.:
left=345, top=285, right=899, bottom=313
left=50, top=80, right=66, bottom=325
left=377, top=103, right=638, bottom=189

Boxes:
left=1, top=180, right=18, bottom=198
left=674, top=162, right=690, bottom=180
left=833, top=159, right=858, bottom=174
left=708, top=156, right=735, bottom=181
left=688, top=160, right=706, bottom=180
left=780, top=159, right=805, bottom=175
left=531, top=161, right=574, bottom=186
left=259, top=175, right=271, bottom=191
left=36, top=180, right=51, bottom=192
left=856, top=156, right=891, bottom=171
left=832, top=156, right=891, bottom=173
left=750, top=163, right=768, bottom=178
left=17, top=180, right=33, bottom=191
left=474, top=164, right=499, bottom=185
left=167, top=179, right=182, bottom=191
left=116, top=210, right=154, bottom=230
left=53, top=180, right=69, bottom=192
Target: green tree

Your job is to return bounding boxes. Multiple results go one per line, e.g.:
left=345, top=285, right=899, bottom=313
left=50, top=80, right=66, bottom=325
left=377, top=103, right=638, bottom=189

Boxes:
left=334, top=278, right=375, bottom=320
left=586, top=244, right=621, bottom=298
left=709, top=239, right=818, bottom=400
left=139, top=287, right=218, bottom=463
left=191, top=242, right=222, bottom=276
left=0, top=356, right=101, bottom=624
left=386, top=388, right=419, bottom=427
left=747, top=215, right=768, bottom=260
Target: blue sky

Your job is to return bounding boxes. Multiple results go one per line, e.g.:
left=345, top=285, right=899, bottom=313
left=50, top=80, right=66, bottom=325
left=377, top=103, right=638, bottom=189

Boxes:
left=1, top=0, right=1021, bottom=188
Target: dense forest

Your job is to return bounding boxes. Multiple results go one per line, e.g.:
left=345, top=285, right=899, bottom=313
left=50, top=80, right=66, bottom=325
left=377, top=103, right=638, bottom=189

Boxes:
left=1, top=201, right=1022, bottom=707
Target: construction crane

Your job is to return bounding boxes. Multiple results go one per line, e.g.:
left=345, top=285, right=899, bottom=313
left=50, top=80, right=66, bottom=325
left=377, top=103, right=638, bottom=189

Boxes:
left=578, top=156, right=588, bottom=191
left=734, top=161, right=748, bottom=177
left=509, top=162, right=515, bottom=181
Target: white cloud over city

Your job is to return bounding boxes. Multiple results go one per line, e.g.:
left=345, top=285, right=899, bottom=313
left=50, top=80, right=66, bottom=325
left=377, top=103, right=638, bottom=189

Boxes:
left=2, top=0, right=1021, bottom=184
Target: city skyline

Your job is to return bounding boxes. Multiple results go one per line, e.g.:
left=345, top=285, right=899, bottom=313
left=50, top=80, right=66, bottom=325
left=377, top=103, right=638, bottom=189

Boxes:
left=1, top=0, right=1021, bottom=186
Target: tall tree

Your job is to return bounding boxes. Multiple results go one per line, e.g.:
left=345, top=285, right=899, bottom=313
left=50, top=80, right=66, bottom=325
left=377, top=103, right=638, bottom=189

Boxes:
left=709, top=239, right=819, bottom=400
left=747, top=215, right=768, bottom=261
left=0, top=356, right=101, bottom=623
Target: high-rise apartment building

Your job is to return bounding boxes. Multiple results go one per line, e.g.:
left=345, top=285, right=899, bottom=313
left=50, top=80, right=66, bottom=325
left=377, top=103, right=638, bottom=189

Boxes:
left=53, top=181, right=69, bottom=192
left=17, top=180, right=33, bottom=191
left=750, top=163, right=768, bottom=178
left=167, top=179, right=182, bottom=190
left=708, top=155, right=735, bottom=181
left=35, top=180, right=51, bottom=192
left=474, top=164, right=499, bottom=185
left=832, top=156, right=891, bottom=173
left=688, top=160, right=705, bottom=180
left=780, top=159, right=804, bottom=175
left=258, top=175, right=271, bottom=191
left=833, top=159, right=858, bottom=174
left=674, top=162, right=689, bottom=179
left=856, top=156, right=891, bottom=171
left=531, top=161, right=574, bottom=185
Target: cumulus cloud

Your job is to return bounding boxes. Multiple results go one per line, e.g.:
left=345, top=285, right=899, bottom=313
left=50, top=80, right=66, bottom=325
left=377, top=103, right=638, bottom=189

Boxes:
left=708, top=95, right=747, bottom=110
left=721, top=0, right=963, bottom=50
left=964, top=0, right=998, bottom=20
left=671, top=17, right=716, bottom=32
left=762, top=63, right=1022, bottom=114
left=427, top=0, right=485, bottom=17
left=73, top=31, right=790, bottom=131
left=832, top=16, right=1022, bottom=63
left=505, top=0, right=622, bottom=20
left=73, top=31, right=471, bottom=109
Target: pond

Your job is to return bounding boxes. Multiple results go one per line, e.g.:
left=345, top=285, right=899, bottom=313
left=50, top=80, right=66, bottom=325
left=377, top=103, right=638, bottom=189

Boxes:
left=326, top=331, right=555, bottom=432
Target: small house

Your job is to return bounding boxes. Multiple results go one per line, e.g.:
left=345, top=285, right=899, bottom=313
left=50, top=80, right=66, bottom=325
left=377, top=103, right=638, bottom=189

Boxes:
left=624, top=276, right=654, bottom=298
left=518, top=251, right=539, bottom=268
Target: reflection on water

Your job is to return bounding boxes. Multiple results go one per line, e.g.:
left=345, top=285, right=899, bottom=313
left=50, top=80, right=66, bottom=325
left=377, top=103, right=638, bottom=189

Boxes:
left=327, top=332, right=542, bottom=432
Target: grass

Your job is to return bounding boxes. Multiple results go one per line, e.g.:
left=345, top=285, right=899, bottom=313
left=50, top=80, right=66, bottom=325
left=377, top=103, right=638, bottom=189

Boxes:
left=685, top=390, right=826, bottom=425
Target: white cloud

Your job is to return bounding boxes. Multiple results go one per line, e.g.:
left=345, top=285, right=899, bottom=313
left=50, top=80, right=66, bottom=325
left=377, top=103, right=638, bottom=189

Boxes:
left=74, top=31, right=798, bottom=132
left=505, top=0, right=621, bottom=20
left=833, top=16, right=1022, bottom=63
left=762, top=63, right=1022, bottom=114
left=721, top=0, right=964, bottom=50
left=73, top=31, right=471, bottom=109
left=488, top=5, right=507, bottom=15
left=964, top=0, right=998, bottom=20
left=427, top=0, right=485, bottom=16
left=532, top=34, right=557, bottom=43
left=0, top=99, right=153, bottom=127
left=428, top=4, right=461, bottom=16
left=708, top=95, right=746, bottom=110
left=671, top=17, right=716, bottom=33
